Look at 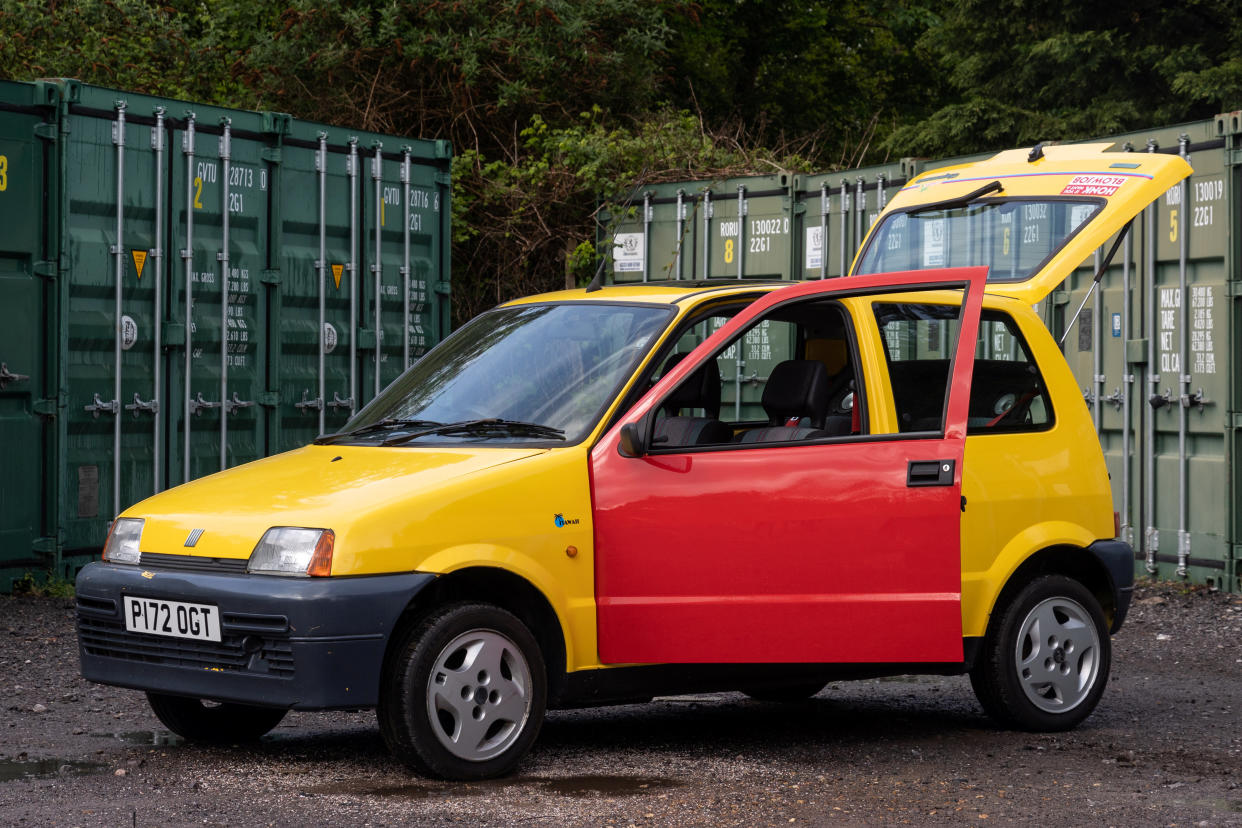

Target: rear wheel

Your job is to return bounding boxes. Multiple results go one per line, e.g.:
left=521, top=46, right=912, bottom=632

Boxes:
left=378, top=602, right=546, bottom=780
left=970, top=575, right=1110, bottom=731
left=145, top=693, right=286, bottom=742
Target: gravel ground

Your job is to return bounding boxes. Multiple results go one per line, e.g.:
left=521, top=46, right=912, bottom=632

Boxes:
left=1, top=581, right=1240, bottom=826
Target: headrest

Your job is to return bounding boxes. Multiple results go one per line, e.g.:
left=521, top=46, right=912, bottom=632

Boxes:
left=661, top=352, right=722, bottom=418
left=805, top=338, right=847, bottom=375
left=762, top=360, right=831, bottom=426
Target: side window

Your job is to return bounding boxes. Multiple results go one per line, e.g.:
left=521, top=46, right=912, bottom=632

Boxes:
left=874, top=302, right=963, bottom=434
left=653, top=299, right=863, bottom=449
left=967, top=312, right=1054, bottom=433
left=873, top=302, right=1052, bottom=434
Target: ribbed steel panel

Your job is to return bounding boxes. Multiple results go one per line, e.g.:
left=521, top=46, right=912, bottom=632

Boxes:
left=0, top=79, right=451, bottom=590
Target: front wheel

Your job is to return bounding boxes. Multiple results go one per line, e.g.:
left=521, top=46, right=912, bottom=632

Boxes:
left=378, top=602, right=547, bottom=780
left=145, top=693, right=287, bottom=742
left=970, top=575, right=1111, bottom=731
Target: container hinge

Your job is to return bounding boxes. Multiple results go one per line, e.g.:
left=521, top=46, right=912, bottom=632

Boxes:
left=0, top=363, right=30, bottom=389
left=124, top=392, right=159, bottom=416
left=32, top=260, right=57, bottom=279
left=32, top=398, right=57, bottom=416
left=260, top=147, right=282, bottom=164
left=435, top=171, right=451, bottom=187
left=33, top=122, right=57, bottom=141
left=187, top=391, right=220, bottom=416
left=84, top=393, right=118, bottom=418
left=1181, top=388, right=1213, bottom=408
left=257, top=391, right=280, bottom=407
left=1051, top=289, right=1071, bottom=306
left=1227, top=149, right=1242, bottom=168
left=434, top=281, right=452, bottom=295
left=1231, top=413, right=1242, bottom=429
left=260, top=269, right=281, bottom=285
left=294, top=389, right=323, bottom=412
left=31, top=536, right=57, bottom=554
left=1149, top=388, right=1175, bottom=410
left=327, top=391, right=353, bottom=410
left=1226, top=281, right=1242, bottom=297
left=223, top=392, right=255, bottom=414
left=1099, top=387, right=1124, bottom=410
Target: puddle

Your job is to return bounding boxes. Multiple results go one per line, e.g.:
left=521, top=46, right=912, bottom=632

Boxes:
left=0, top=759, right=107, bottom=783
left=90, top=730, right=184, bottom=747
left=304, top=775, right=682, bottom=799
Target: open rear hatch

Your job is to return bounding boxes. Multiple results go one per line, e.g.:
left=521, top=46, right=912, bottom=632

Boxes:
left=852, top=143, right=1193, bottom=305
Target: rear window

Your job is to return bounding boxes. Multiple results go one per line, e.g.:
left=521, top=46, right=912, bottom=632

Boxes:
left=855, top=198, right=1101, bottom=284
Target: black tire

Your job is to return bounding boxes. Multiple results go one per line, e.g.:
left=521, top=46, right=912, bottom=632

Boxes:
left=377, top=602, right=547, bottom=780
left=145, top=692, right=287, bottom=742
left=970, top=574, right=1111, bottom=732
left=742, top=681, right=827, bottom=702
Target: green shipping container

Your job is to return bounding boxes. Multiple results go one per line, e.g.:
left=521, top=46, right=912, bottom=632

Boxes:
left=600, top=115, right=1242, bottom=591
left=0, top=80, right=451, bottom=591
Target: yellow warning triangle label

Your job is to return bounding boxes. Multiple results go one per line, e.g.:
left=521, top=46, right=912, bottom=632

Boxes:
left=132, top=249, right=148, bottom=280
left=332, top=264, right=344, bottom=289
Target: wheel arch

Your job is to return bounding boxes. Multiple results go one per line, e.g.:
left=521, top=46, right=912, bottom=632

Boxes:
left=382, top=566, right=570, bottom=705
left=984, top=544, right=1121, bottom=643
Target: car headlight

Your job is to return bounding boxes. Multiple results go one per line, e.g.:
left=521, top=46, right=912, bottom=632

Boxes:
left=102, top=518, right=144, bottom=564
left=247, top=527, right=335, bottom=577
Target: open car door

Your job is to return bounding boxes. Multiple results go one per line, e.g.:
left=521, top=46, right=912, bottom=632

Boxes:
left=852, top=144, right=1193, bottom=305
left=591, top=267, right=985, bottom=665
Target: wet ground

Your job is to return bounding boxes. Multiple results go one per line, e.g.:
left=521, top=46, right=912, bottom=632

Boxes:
left=2, top=582, right=1240, bottom=826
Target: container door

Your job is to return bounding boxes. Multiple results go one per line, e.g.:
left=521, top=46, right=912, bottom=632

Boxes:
left=0, top=96, right=50, bottom=571
left=591, top=267, right=985, bottom=665
left=166, top=116, right=270, bottom=482
left=272, top=137, right=362, bottom=451
left=61, top=102, right=165, bottom=548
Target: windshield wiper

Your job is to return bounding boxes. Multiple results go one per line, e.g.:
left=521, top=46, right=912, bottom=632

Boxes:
left=313, top=418, right=443, bottom=445
left=908, top=180, right=1004, bottom=215
left=380, top=418, right=566, bottom=446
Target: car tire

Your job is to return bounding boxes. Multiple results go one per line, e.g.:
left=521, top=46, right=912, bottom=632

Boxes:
left=377, top=602, right=546, bottom=780
left=970, top=574, right=1111, bottom=732
left=145, top=692, right=287, bottom=742
left=742, top=681, right=827, bottom=702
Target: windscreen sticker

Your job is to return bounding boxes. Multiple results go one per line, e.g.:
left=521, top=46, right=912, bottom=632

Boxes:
left=1060, top=175, right=1126, bottom=196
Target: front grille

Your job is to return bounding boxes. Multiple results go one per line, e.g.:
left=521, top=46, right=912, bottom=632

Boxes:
left=139, top=552, right=248, bottom=573
left=77, top=614, right=295, bottom=678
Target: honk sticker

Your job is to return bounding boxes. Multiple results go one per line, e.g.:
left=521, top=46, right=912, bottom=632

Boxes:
left=1060, top=175, right=1126, bottom=197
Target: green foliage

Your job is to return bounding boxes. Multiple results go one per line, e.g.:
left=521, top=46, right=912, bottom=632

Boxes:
left=12, top=571, right=75, bottom=599
left=887, top=0, right=1242, bottom=156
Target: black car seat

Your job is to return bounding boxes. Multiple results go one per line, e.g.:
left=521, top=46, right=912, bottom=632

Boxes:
left=652, top=353, right=733, bottom=447
left=735, top=359, right=834, bottom=443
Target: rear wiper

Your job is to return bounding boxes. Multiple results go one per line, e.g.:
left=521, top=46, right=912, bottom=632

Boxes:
left=908, top=180, right=1004, bottom=215
left=313, top=418, right=443, bottom=445
left=381, top=418, right=566, bottom=446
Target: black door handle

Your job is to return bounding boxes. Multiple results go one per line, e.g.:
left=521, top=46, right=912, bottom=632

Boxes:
left=907, top=459, right=955, bottom=487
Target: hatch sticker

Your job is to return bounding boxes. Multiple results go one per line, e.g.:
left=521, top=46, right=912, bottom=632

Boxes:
left=332, top=264, right=344, bottom=289
left=120, top=315, right=138, bottom=350
left=1060, top=175, right=1127, bottom=196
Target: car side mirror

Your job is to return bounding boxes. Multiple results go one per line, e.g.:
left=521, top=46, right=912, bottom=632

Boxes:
left=618, top=421, right=648, bottom=458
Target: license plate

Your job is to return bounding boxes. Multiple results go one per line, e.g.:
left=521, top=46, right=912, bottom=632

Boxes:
left=123, top=596, right=222, bottom=642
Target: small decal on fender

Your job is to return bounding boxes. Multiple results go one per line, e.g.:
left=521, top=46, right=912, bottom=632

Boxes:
left=553, top=514, right=580, bottom=528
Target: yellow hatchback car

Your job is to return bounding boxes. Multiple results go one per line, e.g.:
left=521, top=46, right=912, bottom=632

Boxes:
left=77, top=146, right=1190, bottom=779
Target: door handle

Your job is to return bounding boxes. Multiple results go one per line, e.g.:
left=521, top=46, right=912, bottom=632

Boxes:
left=907, top=459, right=955, bottom=487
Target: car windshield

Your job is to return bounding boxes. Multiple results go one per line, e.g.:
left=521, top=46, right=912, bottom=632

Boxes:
left=338, top=302, right=674, bottom=446
left=854, top=198, right=1102, bottom=284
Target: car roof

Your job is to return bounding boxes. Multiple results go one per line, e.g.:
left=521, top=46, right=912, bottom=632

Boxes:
left=502, top=280, right=787, bottom=307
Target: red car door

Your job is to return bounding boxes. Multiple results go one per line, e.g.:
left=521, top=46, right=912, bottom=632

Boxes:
left=590, top=268, right=986, bottom=665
